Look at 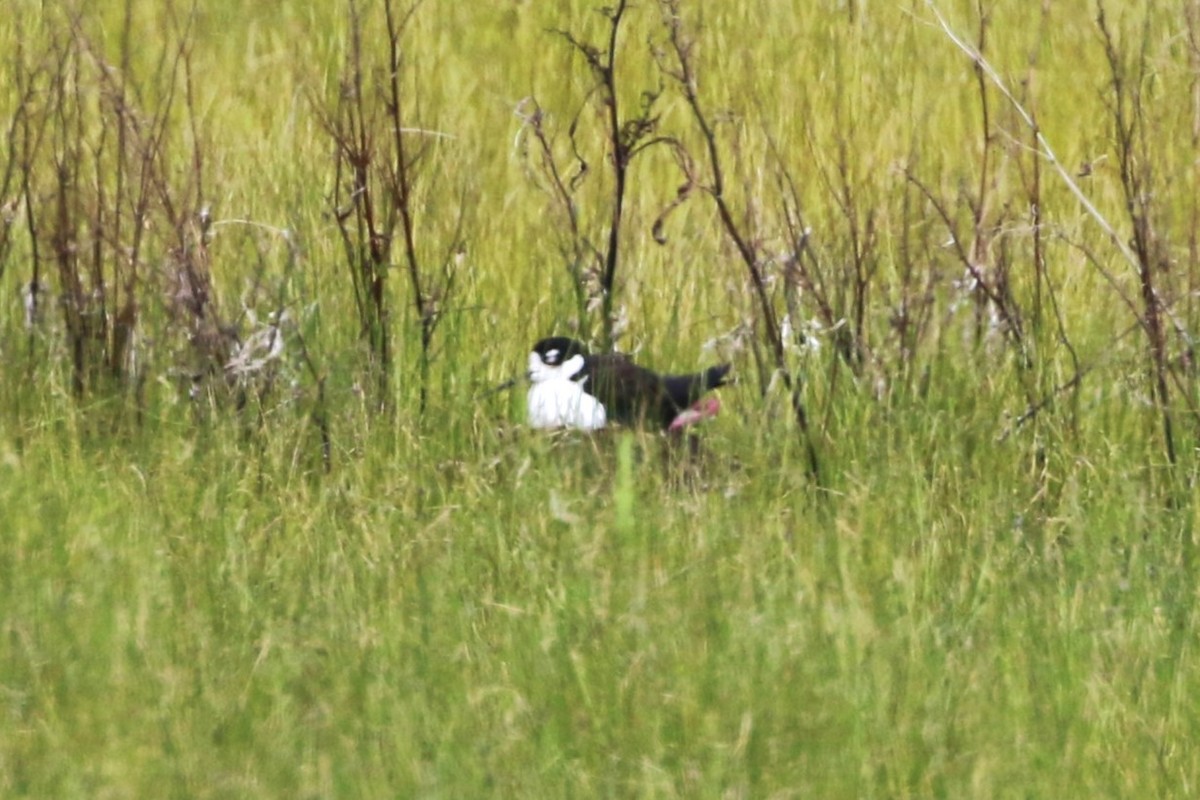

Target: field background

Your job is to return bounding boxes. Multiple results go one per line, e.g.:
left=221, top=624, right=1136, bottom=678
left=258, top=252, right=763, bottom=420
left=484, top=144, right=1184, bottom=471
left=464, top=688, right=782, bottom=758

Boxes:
left=3, top=0, right=1200, bottom=797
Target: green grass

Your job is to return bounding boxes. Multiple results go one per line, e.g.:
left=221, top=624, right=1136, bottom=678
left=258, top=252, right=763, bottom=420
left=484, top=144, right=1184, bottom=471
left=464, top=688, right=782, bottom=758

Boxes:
left=3, top=0, right=1200, bottom=796
left=5, top=382, right=1198, bottom=797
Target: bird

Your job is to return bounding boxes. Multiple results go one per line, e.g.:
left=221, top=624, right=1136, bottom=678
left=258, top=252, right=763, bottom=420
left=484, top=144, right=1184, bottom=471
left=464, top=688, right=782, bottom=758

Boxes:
left=526, top=336, right=731, bottom=431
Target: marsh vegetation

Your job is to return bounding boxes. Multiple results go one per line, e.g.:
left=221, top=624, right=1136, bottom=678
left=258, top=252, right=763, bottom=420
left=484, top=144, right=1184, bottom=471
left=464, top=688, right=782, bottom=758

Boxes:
left=3, top=0, right=1200, bottom=795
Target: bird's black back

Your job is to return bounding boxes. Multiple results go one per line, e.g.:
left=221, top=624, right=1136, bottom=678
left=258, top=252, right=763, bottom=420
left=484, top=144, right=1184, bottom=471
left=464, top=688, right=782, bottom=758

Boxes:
left=579, top=354, right=731, bottom=429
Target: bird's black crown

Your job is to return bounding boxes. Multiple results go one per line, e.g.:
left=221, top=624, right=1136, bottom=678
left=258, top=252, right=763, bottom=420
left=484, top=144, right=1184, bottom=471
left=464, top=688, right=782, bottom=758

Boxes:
left=532, top=336, right=589, bottom=366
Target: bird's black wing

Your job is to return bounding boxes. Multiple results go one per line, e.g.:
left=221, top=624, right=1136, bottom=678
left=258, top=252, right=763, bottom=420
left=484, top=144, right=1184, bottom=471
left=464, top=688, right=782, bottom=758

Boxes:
left=582, top=354, right=732, bottom=428
left=579, top=353, right=666, bottom=427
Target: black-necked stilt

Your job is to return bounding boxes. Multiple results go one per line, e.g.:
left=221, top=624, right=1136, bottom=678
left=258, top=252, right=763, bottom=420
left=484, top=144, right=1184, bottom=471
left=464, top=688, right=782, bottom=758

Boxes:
left=526, top=336, right=731, bottom=431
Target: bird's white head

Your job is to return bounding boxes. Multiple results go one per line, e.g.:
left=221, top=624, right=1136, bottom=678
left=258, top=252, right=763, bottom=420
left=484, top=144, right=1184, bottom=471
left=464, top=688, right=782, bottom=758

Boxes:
left=528, top=337, right=588, bottom=384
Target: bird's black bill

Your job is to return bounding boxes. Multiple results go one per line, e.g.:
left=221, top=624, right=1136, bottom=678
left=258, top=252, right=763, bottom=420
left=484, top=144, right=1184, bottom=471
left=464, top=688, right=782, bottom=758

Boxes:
left=480, top=376, right=519, bottom=398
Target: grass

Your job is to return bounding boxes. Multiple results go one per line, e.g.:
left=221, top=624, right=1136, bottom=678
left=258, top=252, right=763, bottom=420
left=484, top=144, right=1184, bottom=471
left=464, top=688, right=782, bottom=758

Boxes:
left=3, top=0, right=1200, bottom=796
left=6, top=385, right=1197, bottom=797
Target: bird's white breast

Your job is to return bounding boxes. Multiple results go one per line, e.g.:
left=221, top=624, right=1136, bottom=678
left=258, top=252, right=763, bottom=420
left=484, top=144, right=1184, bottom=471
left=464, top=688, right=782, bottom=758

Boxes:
left=527, top=379, right=607, bottom=430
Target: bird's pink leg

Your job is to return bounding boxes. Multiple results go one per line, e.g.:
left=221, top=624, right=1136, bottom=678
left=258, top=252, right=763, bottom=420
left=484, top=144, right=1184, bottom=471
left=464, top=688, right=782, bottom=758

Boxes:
left=668, top=396, right=721, bottom=431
